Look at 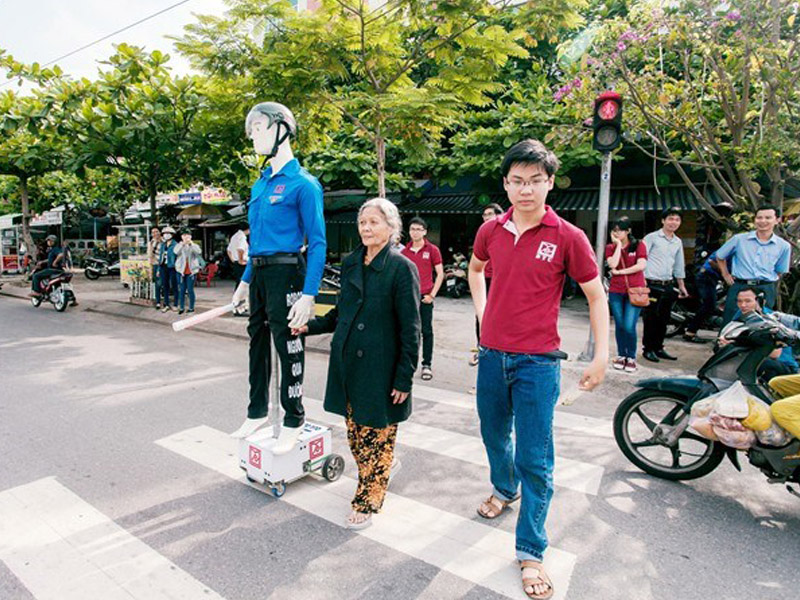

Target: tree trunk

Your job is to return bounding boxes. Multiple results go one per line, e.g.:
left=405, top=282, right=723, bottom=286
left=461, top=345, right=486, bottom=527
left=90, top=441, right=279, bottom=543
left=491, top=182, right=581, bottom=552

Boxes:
left=375, top=129, right=386, bottom=198
left=19, top=175, right=35, bottom=260
left=148, top=178, right=158, bottom=227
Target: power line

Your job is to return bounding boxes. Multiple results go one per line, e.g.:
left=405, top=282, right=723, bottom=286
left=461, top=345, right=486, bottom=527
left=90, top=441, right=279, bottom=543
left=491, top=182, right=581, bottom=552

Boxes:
left=1, top=0, right=194, bottom=87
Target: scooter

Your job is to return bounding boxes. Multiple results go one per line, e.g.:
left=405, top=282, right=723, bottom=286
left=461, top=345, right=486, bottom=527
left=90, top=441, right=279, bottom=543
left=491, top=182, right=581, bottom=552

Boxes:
left=665, top=279, right=727, bottom=338
left=444, top=251, right=469, bottom=298
left=30, top=270, right=76, bottom=312
left=84, top=255, right=120, bottom=280
left=614, top=317, right=800, bottom=497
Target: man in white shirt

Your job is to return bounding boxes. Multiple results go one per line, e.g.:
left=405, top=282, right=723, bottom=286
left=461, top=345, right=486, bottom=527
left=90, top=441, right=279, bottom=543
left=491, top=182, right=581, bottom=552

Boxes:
left=227, top=223, right=250, bottom=315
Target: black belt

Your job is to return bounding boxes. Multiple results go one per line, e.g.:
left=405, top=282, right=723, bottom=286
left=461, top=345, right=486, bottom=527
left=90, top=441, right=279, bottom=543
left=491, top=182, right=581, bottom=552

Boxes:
left=734, top=278, right=775, bottom=286
left=251, top=253, right=300, bottom=267
left=646, top=278, right=673, bottom=286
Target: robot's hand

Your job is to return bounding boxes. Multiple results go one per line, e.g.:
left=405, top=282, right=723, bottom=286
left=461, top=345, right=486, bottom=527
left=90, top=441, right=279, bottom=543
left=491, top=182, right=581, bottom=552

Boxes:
left=287, top=294, right=315, bottom=329
left=232, top=281, right=249, bottom=308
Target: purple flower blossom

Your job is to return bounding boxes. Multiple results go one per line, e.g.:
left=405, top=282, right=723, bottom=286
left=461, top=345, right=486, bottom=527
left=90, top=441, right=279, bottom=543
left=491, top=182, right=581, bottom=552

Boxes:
left=617, top=41, right=627, bottom=51
left=725, top=10, right=741, bottom=21
left=572, top=78, right=583, bottom=89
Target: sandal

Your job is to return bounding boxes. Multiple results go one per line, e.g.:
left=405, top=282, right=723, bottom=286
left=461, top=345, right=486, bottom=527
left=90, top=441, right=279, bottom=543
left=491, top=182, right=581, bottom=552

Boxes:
left=520, top=561, right=554, bottom=600
left=476, top=494, right=517, bottom=519
left=345, top=511, right=373, bottom=530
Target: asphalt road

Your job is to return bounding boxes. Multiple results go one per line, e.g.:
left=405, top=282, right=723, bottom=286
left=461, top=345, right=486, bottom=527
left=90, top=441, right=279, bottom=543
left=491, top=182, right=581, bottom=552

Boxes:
left=1, top=296, right=798, bottom=600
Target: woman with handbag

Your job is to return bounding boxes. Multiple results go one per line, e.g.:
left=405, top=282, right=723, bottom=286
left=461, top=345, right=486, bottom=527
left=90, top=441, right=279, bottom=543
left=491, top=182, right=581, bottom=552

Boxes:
left=606, top=217, right=648, bottom=373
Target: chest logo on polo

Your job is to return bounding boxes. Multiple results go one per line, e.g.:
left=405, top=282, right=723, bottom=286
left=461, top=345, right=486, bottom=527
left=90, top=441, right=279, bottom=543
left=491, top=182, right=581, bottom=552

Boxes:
left=535, top=241, right=558, bottom=263
left=269, top=195, right=282, bottom=204
left=274, top=185, right=286, bottom=193
left=422, top=252, right=430, bottom=260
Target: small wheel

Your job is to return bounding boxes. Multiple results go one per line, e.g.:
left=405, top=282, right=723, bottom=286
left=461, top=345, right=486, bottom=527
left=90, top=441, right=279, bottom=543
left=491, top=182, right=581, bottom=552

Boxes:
left=271, top=482, right=286, bottom=497
left=53, top=287, right=67, bottom=312
left=85, top=268, right=100, bottom=280
left=323, top=454, right=345, bottom=482
left=31, top=295, right=42, bottom=308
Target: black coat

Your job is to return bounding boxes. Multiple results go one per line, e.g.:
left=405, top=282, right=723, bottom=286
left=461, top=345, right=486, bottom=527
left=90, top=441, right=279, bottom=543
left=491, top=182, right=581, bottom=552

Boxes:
left=306, top=243, right=421, bottom=428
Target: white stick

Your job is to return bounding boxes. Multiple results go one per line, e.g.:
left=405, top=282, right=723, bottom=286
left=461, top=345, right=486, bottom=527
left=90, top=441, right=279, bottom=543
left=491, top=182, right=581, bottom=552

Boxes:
left=172, top=303, right=236, bottom=332
left=559, top=382, right=585, bottom=406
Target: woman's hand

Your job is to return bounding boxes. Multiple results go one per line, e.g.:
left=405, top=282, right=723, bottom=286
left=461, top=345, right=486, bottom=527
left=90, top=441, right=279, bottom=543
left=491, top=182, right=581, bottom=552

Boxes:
left=391, top=389, right=409, bottom=404
left=291, top=325, right=309, bottom=336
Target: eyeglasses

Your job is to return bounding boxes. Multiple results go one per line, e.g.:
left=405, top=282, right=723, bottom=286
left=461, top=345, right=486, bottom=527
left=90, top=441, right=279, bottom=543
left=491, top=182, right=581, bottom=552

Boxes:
left=506, top=178, right=549, bottom=190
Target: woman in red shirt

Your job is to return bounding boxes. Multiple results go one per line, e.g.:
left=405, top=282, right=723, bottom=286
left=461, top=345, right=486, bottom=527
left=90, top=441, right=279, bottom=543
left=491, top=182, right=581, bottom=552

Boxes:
left=605, top=217, right=647, bottom=373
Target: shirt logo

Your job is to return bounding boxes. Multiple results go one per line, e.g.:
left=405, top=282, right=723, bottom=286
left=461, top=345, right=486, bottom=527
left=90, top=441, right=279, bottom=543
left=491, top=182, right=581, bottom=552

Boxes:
left=535, top=241, right=558, bottom=263
left=422, top=252, right=430, bottom=260
left=269, top=195, right=282, bottom=204
left=274, top=185, right=286, bottom=193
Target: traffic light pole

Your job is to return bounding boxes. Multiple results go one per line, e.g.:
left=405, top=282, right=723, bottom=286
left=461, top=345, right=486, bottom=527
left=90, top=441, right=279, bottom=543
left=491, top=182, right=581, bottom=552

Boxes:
left=578, top=151, right=612, bottom=362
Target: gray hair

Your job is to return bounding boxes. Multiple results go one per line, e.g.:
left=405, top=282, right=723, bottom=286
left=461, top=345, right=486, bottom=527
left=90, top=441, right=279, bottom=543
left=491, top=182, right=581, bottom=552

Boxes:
left=358, top=197, right=402, bottom=244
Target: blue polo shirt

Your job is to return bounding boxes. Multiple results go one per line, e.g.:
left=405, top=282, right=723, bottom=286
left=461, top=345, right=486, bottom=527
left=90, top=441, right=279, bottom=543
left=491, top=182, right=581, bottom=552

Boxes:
left=243, top=158, right=326, bottom=296
left=716, top=231, right=791, bottom=282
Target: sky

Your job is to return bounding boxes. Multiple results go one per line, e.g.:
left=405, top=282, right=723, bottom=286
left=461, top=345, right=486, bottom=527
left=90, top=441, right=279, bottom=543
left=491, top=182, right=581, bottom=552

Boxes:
left=0, top=0, right=229, bottom=82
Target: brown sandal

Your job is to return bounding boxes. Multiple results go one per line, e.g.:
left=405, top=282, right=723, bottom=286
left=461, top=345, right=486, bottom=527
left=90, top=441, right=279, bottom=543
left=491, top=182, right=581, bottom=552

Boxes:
left=520, top=561, right=554, bottom=600
left=476, top=495, right=517, bottom=519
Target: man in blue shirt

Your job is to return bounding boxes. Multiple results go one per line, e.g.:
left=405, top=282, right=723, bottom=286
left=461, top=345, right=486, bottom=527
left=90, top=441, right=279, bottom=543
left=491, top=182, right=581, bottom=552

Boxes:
left=717, top=204, right=791, bottom=325
left=30, top=235, right=64, bottom=296
left=230, top=102, right=326, bottom=455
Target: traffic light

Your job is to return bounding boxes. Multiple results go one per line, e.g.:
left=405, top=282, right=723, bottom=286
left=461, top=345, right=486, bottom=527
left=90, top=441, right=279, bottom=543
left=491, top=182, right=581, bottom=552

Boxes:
left=592, top=91, right=623, bottom=152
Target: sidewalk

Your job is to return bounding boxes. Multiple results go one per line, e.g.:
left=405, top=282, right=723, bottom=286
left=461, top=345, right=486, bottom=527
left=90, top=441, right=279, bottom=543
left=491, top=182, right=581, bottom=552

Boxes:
left=0, top=271, right=714, bottom=404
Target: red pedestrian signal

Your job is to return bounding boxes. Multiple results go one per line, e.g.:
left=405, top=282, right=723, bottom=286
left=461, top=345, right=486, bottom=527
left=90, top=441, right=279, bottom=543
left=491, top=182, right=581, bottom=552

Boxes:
left=592, top=91, right=623, bottom=152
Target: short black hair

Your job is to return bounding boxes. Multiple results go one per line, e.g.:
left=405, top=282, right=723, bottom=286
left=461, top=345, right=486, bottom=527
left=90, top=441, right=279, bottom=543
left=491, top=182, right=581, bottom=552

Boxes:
left=409, top=216, right=428, bottom=230
left=737, top=286, right=763, bottom=301
left=501, top=139, right=560, bottom=178
left=756, top=204, right=780, bottom=217
left=661, top=206, right=682, bottom=220
left=483, top=203, right=504, bottom=216
left=239, top=222, right=250, bottom=231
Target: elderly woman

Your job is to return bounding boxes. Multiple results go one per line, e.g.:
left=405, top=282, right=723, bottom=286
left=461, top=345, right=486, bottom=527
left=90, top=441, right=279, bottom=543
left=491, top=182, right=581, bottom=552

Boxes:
left=295, top=198, right=420, bottom=530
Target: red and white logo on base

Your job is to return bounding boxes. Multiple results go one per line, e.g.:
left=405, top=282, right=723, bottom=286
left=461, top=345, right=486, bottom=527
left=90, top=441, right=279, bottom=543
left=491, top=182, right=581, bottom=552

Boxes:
left=309, top=437, right=324, bottom=460
left=249, top=446, right=262, bottom=469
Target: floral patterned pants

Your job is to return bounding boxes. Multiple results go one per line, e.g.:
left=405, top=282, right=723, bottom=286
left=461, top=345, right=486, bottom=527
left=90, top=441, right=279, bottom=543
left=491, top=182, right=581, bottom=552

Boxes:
left=346, top=411, right=398, bottom=514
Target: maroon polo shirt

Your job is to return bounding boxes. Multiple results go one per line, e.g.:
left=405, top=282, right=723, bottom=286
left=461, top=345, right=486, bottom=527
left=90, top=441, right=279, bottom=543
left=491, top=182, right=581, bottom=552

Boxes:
left=605, top=241, right=647, bottom=294
left=473, top=206, right=598, bottom=354
left=401, top=239, right=442, bottom=296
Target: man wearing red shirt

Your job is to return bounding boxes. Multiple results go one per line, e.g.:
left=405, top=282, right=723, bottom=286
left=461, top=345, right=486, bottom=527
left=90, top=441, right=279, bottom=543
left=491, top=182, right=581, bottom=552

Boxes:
left=401, top=217, right=444, bottom=380
left=468, top=139, right=608, bottom=600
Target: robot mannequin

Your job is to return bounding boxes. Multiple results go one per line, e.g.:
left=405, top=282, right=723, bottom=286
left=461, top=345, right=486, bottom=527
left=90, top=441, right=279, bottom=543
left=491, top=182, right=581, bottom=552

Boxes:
left=230, top=102, right=326, bottom=455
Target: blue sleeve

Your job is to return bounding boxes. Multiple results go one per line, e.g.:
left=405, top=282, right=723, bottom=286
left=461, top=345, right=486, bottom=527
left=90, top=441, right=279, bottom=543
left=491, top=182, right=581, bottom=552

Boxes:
left=715, top=235, right=738, bottom=260
left=242, top=259, right=252, bottom=284
left=776, top=242, right=791, bottom=274
left=298, top=178, right=327, bottom=296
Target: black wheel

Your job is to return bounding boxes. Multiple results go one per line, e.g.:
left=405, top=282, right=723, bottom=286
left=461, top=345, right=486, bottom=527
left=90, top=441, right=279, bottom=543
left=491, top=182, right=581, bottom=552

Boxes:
left=53, top=286, right=67, bottom=312
left=30, top=295, right=42, bottom=308
left=322, top=454, right=345, bottom=482
left=614, top=389, right=726, bottom=481
left=85, top=268, right=100, bottom=280
left=271, top=482, right=286, bottom=497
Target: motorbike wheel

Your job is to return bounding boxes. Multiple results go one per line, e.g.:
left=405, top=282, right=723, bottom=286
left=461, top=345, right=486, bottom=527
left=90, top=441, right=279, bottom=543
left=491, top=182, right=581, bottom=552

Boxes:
left=52, top=286, right=68, bottom=312
left=614, top=389, right=725, bottom=481
left=31, top=295, right=42, bottom=308
left=85, top=268, right=100, bottom=280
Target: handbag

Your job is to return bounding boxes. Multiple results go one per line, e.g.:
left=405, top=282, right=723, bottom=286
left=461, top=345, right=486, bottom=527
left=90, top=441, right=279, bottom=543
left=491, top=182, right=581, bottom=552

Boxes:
left=619, top=245, right=650, bottom=307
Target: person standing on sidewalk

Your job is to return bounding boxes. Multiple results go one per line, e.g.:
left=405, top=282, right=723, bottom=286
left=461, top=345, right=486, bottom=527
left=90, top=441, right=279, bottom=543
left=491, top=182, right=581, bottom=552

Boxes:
left=470, top=203, right=504, bottom=366
left=605, top=217, right=647, bottom=373
left=641, top=207, right=689, bottom=363
left=716, top=204, right=791, bottom=325
left=174, top=228, right=203, bottom=314
left=227, top=223, right=250, bottom=316
left=401, top=217, right=443, bottom=381
left=468, top=139, right=608, bottom=600
left=158, top=226, right=179, bottom=312
left=147, top=227, right=162, bottom=309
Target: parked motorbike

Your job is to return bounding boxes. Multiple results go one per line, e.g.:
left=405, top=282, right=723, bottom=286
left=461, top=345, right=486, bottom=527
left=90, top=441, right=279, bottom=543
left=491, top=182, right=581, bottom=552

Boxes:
left=665, top=279, right=727, bottom=338
left=444, top=251, right=469, bottom=298
left=84, top=255, right=120, bottom=280
left=31, top=270, right=76, bottom=312
left=322, top=263, right=341, bottom=290
left=614, top=317, right=800, bottom=497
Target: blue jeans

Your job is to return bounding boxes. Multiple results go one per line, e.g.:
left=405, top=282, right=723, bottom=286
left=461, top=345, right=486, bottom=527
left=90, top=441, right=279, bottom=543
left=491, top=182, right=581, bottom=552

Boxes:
left=476, top=347, right=560, bottom=562
left=608, top=292, right=642, bottom=359
left=152, top=265, right=162, bottom=305
left=160, top=266, right=178, bottom=308
left=179, top=273, right=196, bottom=311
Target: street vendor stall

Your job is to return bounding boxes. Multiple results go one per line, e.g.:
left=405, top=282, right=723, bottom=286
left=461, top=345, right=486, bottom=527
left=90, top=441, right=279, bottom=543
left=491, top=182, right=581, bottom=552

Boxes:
left=116, top=224, right=151, bottom=294
left=0, top=214, right=22, bottom=274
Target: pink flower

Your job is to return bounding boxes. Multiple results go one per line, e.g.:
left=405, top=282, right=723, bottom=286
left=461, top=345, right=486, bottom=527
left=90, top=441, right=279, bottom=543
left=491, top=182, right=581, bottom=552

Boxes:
left=572, top=78, right=583, bottom=89
left=725, top=10, right=741, bottom=21
left=617, top=41, right=627, bottom=51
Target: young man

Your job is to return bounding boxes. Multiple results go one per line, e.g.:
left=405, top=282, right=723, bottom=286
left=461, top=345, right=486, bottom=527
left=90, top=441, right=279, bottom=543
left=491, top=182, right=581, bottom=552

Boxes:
left=30, top=235, right=64, bottom=296
left=468, top=139, right=608, bottom=600
left=716, top=204, right=791, bottom=325
left=401, top=217, right=444, bottom=380
left=147, top=227, right=163, bottom=309
left=641, top=207, right=689, bottom=362
left=227, top=223, right=250, bottom=316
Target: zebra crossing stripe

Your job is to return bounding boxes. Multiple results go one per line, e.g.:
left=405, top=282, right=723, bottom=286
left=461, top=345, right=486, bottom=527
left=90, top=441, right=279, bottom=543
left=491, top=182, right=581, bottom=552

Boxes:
left=156, top=425, right=577, bottom=600
left=413, top=383, right=613, bottom=438
left=302, top=397, right=604, bottom=496
left=0, top=477, right=223, bottom=600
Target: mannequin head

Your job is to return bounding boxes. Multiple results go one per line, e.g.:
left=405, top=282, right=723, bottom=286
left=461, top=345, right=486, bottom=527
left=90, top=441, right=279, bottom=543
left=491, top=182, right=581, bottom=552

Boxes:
left=245, top=102, right=297, bottom=159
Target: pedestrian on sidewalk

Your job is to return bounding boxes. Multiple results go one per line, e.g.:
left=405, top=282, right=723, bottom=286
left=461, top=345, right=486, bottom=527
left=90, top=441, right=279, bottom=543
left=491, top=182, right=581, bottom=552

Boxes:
left=227, top=223, right=250, bottom=316
left=147, top=227, right=162, bottom=309
left=468, top=139, right=608, bottom=600
left=641, top=207, right=689, bottom=363
left=295, top=198, right=420, bottom=531
left=716, top=204, right=791, bottom=326
left=606, top=216, right=647, bottom=373
left=470, top=203, right=504, bottom=366
left=174, top=228, right=203, bottom=314
left=158, top=226, right=179, bottom=312
left=401, top=217, right=443, bottom=381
